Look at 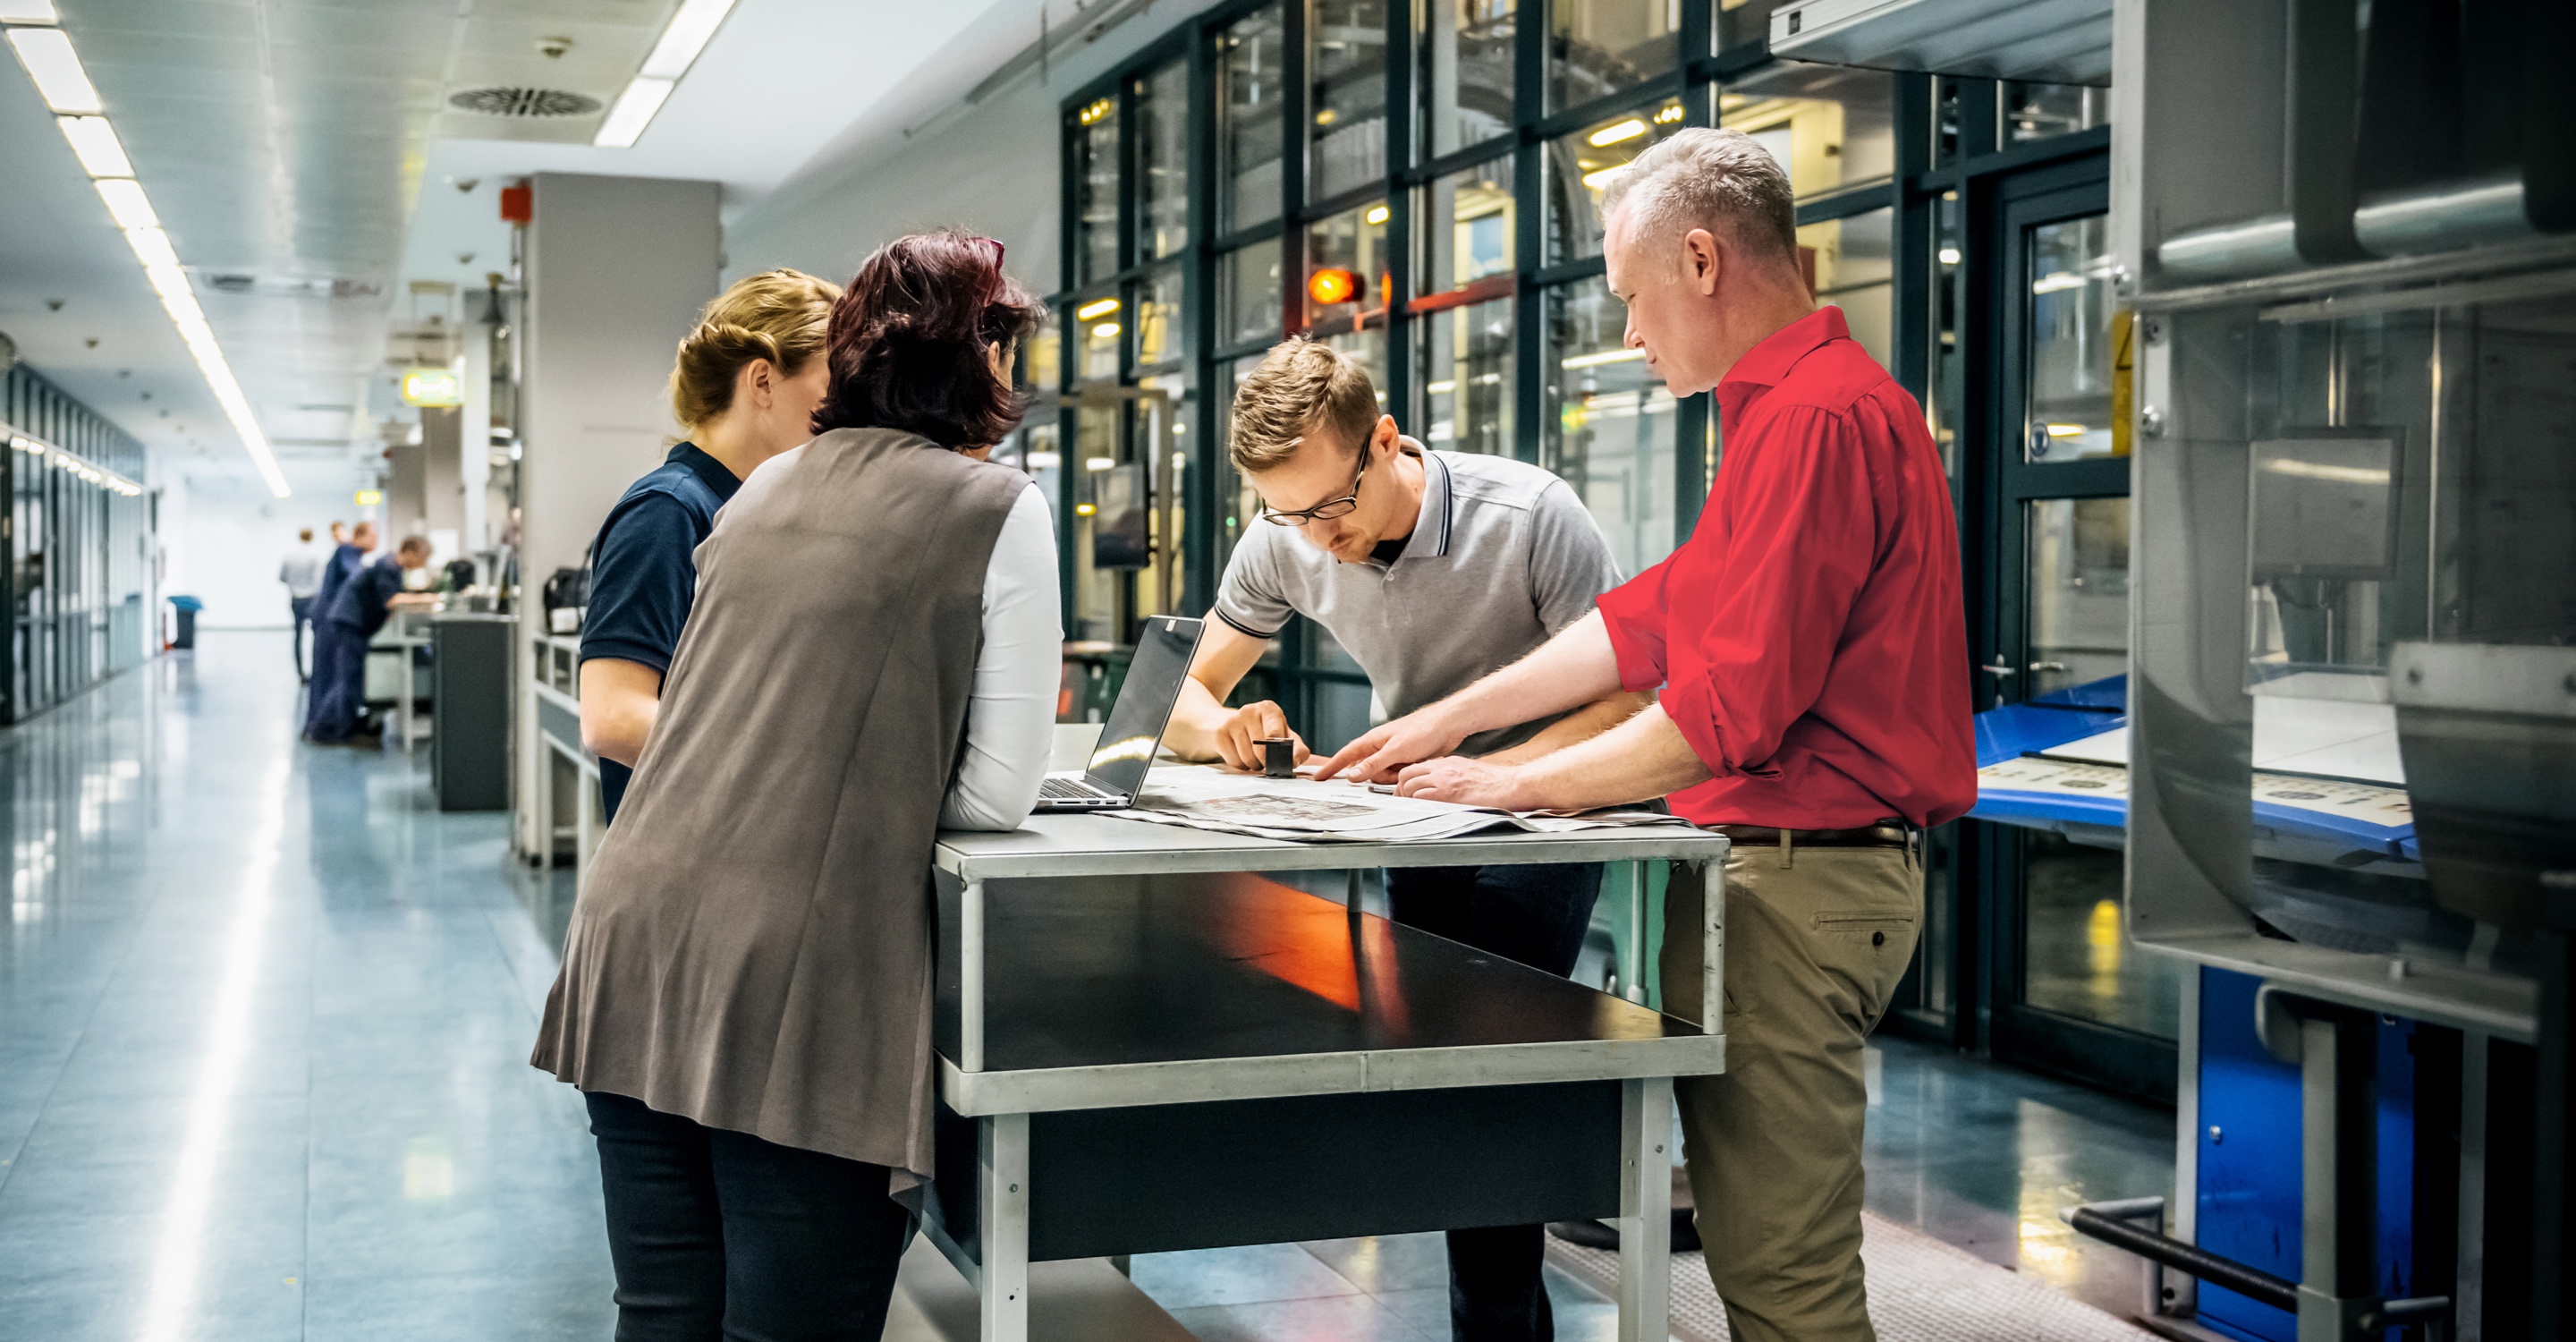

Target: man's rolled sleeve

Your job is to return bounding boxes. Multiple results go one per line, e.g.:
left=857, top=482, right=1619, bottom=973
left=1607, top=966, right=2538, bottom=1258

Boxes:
left=1595, top=556, right=1675, bottom=692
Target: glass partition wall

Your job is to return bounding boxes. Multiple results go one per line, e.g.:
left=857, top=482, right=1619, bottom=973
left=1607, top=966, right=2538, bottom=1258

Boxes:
left=1052, top=1, right=1996, bottom=730
left=1, top=366, right=153, bottom=725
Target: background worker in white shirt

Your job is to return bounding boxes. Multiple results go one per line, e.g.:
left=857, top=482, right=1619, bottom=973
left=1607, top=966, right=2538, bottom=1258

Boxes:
left=277, top=525, right=333, bottom=684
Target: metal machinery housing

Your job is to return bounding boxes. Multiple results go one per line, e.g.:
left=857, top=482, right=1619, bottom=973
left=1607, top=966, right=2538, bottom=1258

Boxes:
left=2110, top=0, right=2575, bottom=1338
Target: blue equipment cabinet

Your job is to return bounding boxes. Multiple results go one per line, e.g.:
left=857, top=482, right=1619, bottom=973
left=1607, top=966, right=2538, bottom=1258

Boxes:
left=2192, top=969, right=2456, bottom=1342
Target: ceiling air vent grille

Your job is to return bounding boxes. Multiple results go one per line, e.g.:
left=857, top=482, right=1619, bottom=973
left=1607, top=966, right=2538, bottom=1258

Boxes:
left=447, top=87, right=602, bottom=118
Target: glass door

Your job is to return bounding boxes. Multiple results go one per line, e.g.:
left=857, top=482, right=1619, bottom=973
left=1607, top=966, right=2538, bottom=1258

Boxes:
left=1975, top=159, right=2183, bottom=1100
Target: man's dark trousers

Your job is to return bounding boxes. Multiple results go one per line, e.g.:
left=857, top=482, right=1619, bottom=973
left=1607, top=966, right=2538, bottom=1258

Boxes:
left=291, top=596, right=315, bottom=682
left=1381, top=861, right=1605, bottom=1342
left=304, top=620, right=369, bottom=743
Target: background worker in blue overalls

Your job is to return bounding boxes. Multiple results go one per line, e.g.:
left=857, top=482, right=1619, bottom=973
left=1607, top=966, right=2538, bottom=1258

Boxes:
left=306, top=533, right=436, bottom=746
left=301, top=521, right=369, bottom=738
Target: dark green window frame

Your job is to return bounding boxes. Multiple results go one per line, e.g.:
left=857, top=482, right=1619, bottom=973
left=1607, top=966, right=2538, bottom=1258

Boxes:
left=1048, top=0, right=2110, bottom=746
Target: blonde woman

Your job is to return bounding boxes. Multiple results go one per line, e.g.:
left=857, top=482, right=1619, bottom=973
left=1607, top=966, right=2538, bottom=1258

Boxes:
left=579, top=268, right=842, bottom=823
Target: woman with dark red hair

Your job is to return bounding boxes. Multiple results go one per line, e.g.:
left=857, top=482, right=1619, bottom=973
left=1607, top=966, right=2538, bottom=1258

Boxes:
left=531, top=231, right=1060, bottom=1338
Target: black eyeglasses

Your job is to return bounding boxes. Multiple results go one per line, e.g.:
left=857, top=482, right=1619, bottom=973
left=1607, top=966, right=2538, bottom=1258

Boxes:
left=1258, top=445, right=1369, bottom=526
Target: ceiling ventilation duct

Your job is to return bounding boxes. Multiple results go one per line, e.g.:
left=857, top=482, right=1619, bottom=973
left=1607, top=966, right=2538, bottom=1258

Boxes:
left=1767, top=0, right=2114, bottom=86
left=446, top=87, right=603, bottom=119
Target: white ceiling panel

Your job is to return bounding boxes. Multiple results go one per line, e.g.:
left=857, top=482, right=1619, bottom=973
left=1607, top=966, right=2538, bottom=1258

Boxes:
left=1, top=0, right=1048, bottom=492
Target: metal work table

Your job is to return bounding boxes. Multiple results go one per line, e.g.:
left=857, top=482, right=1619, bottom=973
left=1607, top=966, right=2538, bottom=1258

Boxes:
left=928, top=812, right=1731, bottom=1342
left=367, top=609, right=437, bottom=753
left=526, top=633, right=600, bottom=890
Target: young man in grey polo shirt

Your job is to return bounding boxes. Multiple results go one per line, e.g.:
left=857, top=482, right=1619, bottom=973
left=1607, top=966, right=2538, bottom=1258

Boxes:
left=1165, top=336, right=1648, bottom=1342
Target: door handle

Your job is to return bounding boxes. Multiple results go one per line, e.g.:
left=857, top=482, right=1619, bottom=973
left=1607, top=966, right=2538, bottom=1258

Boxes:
left=1981, top=660, right=2018, bottom=679
left=2028, top=660, right=2069, bottom=674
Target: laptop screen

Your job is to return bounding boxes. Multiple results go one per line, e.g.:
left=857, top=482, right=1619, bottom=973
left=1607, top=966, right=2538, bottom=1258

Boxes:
left=1084, top=616, right=1204, bottom=799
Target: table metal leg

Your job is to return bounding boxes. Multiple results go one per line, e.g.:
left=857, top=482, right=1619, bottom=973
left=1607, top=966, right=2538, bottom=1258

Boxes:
left=1698, top=857, right=1724, bottom=1035
left=1616, top=862, right=1645, bottom=1003
left=534, top=741, right=555, bottom=875
left=1633, top=859, right=1652, bottom=1004
left=1618, top=1075, right=1674, bottom=1342
left=961, top=879, right=985, bottom=1073
left=979, top=1112, right=1030, bottom=1342
left=397, top=649, right=414, bottom=754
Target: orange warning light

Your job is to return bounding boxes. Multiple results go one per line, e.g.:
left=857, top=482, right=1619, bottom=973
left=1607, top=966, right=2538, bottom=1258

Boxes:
left=1307, top=267, right=1359, bottom=305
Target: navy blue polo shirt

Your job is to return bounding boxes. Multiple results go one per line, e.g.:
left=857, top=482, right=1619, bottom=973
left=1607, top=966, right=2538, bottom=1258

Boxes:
left=311, top=542, right=362, bottom=620
left=580, top=442, right=741, bottom=822
left=324, top=556, right=411, bottom=637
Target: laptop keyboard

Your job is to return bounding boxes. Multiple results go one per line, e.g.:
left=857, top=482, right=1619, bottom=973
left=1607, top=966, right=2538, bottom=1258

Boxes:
left=1039, top=777, right=1113, bottom=803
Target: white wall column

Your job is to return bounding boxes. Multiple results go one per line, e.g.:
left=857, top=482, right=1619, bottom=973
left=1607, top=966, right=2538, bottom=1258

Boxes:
left=512, top=172, right=719, bottom=858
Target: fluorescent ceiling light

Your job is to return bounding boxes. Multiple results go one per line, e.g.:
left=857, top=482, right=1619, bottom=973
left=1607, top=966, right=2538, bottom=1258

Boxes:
left=1589, top=118, right=1648, bottom=147
left=1560, top=347, right=1645, bottom=369
left=1073, top=296, right=1119, bottom=320
left=595, top=0, right=737, bottom=149
left=143, top=261, right=191, bottom=303
left=1580, top=166, right=1628, bottom=191
left=6, top=26, right=98, bottom=113
left=123, top=225, right=176, bottom=268
left=95, top=176, right=156, bottom=228
left=56, top=115, right=130, bottom=176
left=639, top=0, right=739, bottom=80
left=593, top=76, right=673, bottom=149
left=6, top=13, right=288, bottom=498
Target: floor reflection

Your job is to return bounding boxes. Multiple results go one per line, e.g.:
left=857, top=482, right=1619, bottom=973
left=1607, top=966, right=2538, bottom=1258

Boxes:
left=0, top=632, right=614, bottom=1340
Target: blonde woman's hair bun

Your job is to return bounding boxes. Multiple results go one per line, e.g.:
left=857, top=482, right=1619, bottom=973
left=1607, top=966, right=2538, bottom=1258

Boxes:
left=669, top=268, right=843, bottom=430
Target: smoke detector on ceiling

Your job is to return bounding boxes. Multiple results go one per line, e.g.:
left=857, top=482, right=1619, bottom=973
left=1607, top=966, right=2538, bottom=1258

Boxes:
left=447, top=88, right=602, bottom=119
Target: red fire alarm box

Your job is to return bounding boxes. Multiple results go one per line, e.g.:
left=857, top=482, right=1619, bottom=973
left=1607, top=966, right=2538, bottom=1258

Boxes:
left=499, top=183, right=531, bottom=225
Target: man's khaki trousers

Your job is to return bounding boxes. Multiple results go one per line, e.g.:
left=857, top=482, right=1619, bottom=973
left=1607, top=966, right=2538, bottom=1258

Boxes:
left=1657, top=835, right=1921, bottom=1342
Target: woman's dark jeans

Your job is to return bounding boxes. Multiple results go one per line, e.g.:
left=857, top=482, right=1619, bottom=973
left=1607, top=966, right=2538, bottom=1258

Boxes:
left=1384, top=861, right=1606, bottom=1342
left=585, top=1091, right=912, bottom=1342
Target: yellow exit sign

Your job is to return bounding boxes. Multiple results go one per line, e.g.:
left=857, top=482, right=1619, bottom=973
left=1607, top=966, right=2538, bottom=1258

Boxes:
left=401, top=368, right=462, bottom=407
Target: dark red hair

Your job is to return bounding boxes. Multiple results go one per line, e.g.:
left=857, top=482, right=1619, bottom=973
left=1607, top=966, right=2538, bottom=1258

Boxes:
left=810, top=231, right=1045, bottom=451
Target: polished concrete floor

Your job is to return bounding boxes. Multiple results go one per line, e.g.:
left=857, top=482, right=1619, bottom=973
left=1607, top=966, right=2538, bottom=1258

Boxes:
left=0, top=634, right=2174, bottom=1339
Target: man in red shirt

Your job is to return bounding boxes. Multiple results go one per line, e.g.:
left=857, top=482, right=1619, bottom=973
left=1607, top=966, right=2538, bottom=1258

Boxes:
left=1318, top=127, right=1974, bottom=1341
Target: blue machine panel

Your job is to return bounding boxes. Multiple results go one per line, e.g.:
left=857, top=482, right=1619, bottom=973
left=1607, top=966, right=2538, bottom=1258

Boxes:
left=2195, top=968, right=2425, bottom=1342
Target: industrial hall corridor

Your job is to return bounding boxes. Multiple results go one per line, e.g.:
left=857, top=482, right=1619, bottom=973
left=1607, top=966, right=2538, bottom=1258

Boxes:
left=0, top=0, right=2558, bottom=1334
left=0, top=638, right=2178, bottom=1340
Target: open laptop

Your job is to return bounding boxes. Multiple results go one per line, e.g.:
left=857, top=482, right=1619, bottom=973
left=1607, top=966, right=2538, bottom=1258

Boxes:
left=1035, top=616, right=1205, bottom=811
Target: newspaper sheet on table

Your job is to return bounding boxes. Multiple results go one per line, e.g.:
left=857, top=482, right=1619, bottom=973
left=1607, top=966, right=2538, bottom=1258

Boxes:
left=1118, top=764, right=1687, bottom=844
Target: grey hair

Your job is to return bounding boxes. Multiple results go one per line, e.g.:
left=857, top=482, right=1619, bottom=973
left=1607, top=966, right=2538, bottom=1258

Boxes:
left=1597, top=127, right=1800, bottom=272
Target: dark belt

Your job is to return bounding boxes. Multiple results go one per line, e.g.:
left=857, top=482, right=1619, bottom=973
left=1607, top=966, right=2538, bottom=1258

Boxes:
left=1712, top=821, right=1911, bottom=849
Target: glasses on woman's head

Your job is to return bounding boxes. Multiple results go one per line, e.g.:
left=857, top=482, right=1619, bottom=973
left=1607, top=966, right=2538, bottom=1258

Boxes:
left=1258, top=441, right=1370, bottom=526
left=975, top=238, right=1005, bottom=306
